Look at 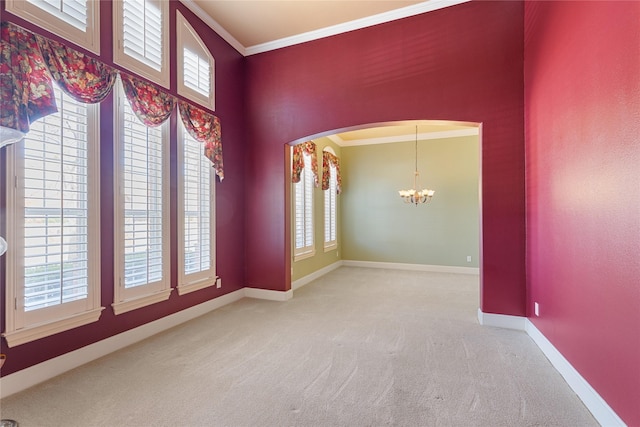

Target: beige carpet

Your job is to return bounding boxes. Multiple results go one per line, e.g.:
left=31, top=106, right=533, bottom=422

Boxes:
left=0, top=267, right=597, bottom=426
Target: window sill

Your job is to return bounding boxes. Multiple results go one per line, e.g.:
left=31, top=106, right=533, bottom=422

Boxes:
left=177, top=277, right=216, bottom=296
left=2, top=307, right=105, bottom=348
left=112, top=288, right=173, bottom=315
left=323, top=243, right=337, bottom=253
left=294, top=249, right=316, bottom=262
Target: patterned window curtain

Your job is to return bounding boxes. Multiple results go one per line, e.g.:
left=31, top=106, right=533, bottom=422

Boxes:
left=322, top=151, right=342, bottom=194
left=120, top=73, right=175, bottom=127
left=0, top=22, right=57, bottom=134
left=178, top=101, right=224, bottom=181
left=291, top=141, right=319, bottom=186
left=36, top=35, right=117, bottom=104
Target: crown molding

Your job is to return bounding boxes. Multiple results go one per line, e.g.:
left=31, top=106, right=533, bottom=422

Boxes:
left=336, top=127, right=479, bottom=147
left=179, top=0, right=247, bottom=56
left=182, top=0, right=469, bottom=57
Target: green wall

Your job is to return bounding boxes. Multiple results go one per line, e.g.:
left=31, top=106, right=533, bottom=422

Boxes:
left=291, top=137, right=342, bottom=281
left=291, top=134, right=479, bottom=282
left=341, top=135, right=479, bottom=267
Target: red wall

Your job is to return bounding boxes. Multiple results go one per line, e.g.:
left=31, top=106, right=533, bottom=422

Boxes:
left=0, top=1, right=246, bottom=376
left=245, top=1, right=526, bottom=316
left=524, top=1, right=640, bottom=425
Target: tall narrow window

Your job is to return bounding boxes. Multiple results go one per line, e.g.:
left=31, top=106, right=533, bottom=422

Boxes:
left=324, top=152, right=338, bottom=251
left=5, top=0, right=100, bottom=53
left=177, top=11, right=215, bottom=110
left=177, top=122, right=216, bottom=295
left=294, top=152, right=315, bottom=260
left=113, top=0, right=169, bottom=88
left=3, top=84, right=102, bottom=348
left=113, top=79, right=170, bottom=314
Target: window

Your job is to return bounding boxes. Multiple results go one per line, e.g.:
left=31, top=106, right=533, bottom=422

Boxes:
left=324, top=149, right=338, bottom=251
left=5, top=0, right=100, bottom=53
left=3, top=84, right=102, bottom=347
left=294, top=151, right=315, bottom=260
left=113, top=78, right=170, bottom=314
left=177, top=11, right=215, bottom=110
left=177, top=122, right=216, bottom=295
left=113, top=0, right=169, bottom=88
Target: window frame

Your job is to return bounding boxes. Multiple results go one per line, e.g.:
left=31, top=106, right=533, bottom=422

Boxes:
left=112, top=78, right=171, bottom=315
left=5, top=0, right=101, bottom=54
left=176, top=121, right=216, bottom=296
left=3, top=84, right=103, bottom=348
left=176, top=10, right=215, bottom=110
left=293, top=150, right=315, bottom=261
left=323, top=147, right=338, bottom=252
left=113, top=0, right=170, bottom=88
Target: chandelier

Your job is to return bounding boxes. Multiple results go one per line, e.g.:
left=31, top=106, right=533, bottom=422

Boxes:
left=398, top=126, right=435, bottom=205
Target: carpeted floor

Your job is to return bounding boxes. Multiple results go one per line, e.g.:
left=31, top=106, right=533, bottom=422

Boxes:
left=0, top=267, right=597, bottom=426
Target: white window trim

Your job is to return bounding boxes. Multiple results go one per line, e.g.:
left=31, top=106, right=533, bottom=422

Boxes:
left=2, top=95, right=103, bottom=348
left=176, top=122, right=216, bottom=296
left=176, top=10, right=215, bottom=110
left=112, top=79, right=171, bottom=315
left=323, top=147, right=338, bottom=252
left=113, top=0, right=170, bottom=88
left=5, top=0, right=100, bottom=54
left=293, top=151, right=315, bottom=262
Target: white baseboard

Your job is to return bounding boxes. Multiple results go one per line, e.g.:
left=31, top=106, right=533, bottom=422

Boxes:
left=525, top=320, right=625, bottom=427
left=343, top=260, right=479, bottom=275
left=244, top=287, right=293, bottom=301
left=477, top=309, right=527, bottom=330
left=0, top=289, right=245, bottom=399
left=292, top=260, right=343, bottom=290
left=477, top=310, right=625, bottom=427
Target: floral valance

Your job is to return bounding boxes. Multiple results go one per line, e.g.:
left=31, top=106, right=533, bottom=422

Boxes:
left=179, top=101, right=224, bottom=181
left=121, top=73, right=175, bottom=127
left=36, top=35, right=117, bottom=104
left=322, top=151, right=342, bottom=194
left=1, top=21, right=224, bottom=180
left=0, top=22, right=57, bottom=134
left=292, top=141, right=319, bottom=186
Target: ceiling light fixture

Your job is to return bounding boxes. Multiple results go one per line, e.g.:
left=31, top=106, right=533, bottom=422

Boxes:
left=398, top=126, right=435, bottom=205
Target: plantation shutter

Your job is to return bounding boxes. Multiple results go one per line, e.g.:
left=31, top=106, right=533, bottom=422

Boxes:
left=122, top=99, right=165, bottom=288
left=183, top=131, right=212, bottom=275
left=21, top=86, right=91, bottom=310
left=122, top=0, right=163, bottom=71
left=324, top=164, right=337, bottom=245
left=294, top=153, right=314, bottom=254
left=27, top=0, right=88, bottom=30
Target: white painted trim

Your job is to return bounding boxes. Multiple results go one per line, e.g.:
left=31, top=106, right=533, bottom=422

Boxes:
left=292, top=261, right=343, bottom=291
left=244, top=0, right=470, bottom=56
left=476, top=309, right=526, bottom=331
left=179, top=0, right=246, bottom=56
left=525, top=320, right=626, bottom=427
left=476, top=311, right=626, bottom=427
left=343, top=260, right=479, bottom=275
left=180, top=0, right=469, bottom=57
left=0, top=289, right=245, bottom=399
left=338, top=128, right=479, bottom=147
left=244, top=287, right=293, bottom=302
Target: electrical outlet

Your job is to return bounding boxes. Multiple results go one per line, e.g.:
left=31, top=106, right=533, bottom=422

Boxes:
left=466, top=255, right=472, bottom=263
left=534, top=302, right=540, bottom=316
left=216, top=277, right=222, bottom=289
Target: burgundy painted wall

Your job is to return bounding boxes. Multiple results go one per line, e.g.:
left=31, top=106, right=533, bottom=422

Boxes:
left=245, top=1, right=526, bottom=316
left=524, top=1, right=640, bottom=425
left=0, top=1, right=246, bottom=376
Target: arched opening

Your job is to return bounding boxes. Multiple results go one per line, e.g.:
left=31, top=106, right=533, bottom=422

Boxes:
left=286, top=119, right=482, bottom=306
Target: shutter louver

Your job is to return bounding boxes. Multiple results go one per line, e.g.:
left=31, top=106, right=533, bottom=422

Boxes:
left=294, top=152, right=314, bottom=256
left=183, top=131, right=211, bottom=276
left=27, top=0, right=88, bottom=30
left=22, top=87, right=90, bottom=311
left=122, top=99, right=164, bottom=288
left=122, top=0, right=163, bottom=72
